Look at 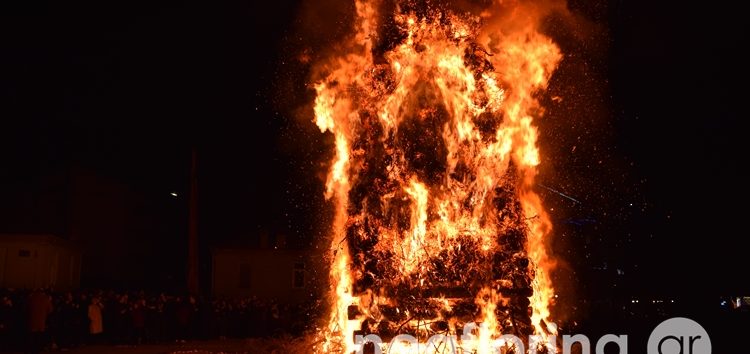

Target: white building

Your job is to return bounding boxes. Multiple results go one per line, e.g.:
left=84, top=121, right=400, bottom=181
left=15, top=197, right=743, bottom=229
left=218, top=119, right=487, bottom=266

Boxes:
left=211, top=247, right=319, bottom=303
left=0, top=234, right=82, bottom=290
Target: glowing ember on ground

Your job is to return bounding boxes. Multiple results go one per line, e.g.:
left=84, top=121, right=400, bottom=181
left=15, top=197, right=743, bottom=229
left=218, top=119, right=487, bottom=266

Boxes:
left=311, top=1, right=561, bottom=352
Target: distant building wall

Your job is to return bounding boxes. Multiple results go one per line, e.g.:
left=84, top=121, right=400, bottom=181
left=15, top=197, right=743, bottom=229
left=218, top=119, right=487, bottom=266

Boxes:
left=0, top=234, right=82, bottom=290
left=212, top=248, right=314, bottom=303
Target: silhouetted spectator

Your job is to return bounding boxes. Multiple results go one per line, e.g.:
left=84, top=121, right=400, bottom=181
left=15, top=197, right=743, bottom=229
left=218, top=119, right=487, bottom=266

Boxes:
left=57, top=292, right=83, bottom=350
left=26, top=289, right=53, bottom=354
left=113, top=293, right=130, bottom=344
left=0, top=293, right=15, bottom=351
left=130, top=298, right=146, bottom=345
left=174, top=296, right=191, bottom=342
left=87, top=296, right=104, bottom=343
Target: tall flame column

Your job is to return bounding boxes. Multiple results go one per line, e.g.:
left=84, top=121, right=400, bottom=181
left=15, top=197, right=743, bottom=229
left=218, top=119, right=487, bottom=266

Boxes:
left=313, top=1, right=560, bottom=352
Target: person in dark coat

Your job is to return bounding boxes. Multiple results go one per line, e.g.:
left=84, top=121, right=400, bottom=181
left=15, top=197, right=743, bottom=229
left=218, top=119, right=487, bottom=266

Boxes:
left=130, top=298, right=146, bottom=345
left=0, top=293, right=15, bottom=351
left=174, top=296, right=195, bottom=342
left=57, top=292, right=80, bottom=350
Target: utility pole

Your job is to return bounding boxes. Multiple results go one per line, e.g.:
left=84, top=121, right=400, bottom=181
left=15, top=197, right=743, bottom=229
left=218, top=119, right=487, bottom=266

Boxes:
left=187, top=148, right=199, bottom=294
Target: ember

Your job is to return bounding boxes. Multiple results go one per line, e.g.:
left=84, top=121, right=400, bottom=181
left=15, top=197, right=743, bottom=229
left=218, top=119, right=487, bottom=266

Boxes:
left=312, top=1, right=561, bottom=352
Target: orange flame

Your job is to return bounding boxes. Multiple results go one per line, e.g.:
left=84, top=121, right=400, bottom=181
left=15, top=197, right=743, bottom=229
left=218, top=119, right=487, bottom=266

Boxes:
left=312, top=1, right=561, bottom=352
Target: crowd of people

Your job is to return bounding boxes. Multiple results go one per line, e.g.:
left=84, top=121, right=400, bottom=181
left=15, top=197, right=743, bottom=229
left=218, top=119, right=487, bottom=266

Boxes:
left=0, top=288, right=312, bottom=353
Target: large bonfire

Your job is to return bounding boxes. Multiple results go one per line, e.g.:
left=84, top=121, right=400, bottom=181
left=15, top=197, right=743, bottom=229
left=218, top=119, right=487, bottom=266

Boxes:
left=311, top=0, right=561, bottom=352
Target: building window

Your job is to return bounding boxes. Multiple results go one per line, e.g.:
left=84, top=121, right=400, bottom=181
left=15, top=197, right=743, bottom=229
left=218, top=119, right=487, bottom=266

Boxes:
left=239, top=263, right=252, bottom=289
left=18, top=249, right=31, bottom=257
left=293, top=262, right=305, bottom=289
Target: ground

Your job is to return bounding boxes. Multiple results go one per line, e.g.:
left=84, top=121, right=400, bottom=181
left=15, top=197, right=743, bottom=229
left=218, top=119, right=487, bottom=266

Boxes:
left=5, top=337, right=312, bottom=354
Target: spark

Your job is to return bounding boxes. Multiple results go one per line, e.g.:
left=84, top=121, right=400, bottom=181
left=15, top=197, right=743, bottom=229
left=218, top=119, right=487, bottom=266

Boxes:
left=538, top=184, right=581, bottom=204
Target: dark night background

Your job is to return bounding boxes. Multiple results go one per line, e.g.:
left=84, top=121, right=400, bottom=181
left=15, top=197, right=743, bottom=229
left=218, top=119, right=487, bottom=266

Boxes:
left=1, top=0, right=748, bottom=330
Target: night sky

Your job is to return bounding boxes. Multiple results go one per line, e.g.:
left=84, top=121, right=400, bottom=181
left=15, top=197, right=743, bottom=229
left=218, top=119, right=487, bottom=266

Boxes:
left=2, top=0, right=748, bottom=296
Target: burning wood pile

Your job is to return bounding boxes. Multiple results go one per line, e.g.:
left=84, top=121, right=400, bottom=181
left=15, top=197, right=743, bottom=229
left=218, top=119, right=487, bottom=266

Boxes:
left=310, top=1, right=562, bottom=352
left=345, top=165, right=536, bottom=340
